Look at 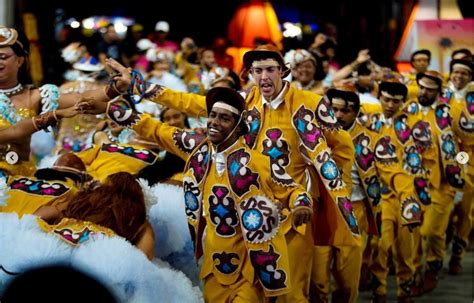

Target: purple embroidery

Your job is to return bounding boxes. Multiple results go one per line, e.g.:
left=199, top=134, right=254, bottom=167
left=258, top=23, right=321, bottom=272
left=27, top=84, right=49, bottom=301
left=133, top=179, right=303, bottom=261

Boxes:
left=337, top=197, right=359, bottom=235
left=187, top=144, right=210, bottom=184
left=394, top=114, right=411, bottom=144
left=101, top=143, right=157, bottom=164
left=172, top=130, right=206, bottom=154
left=249, top=245, right=287, bottom=291
left=374, top=136, right=398, bottom=165
left=227, top=148, right=260, bottom=197
left=414, top=177, right=431, bottom=205
left=262, top=129, right=295, bottom=186
left=435, top=104, right=452, bottom=131
left=292, top=105, right=324, bottom=151
left=209, top=186, right=239, bottom=237
left=315, top=96, right=340, bottom=130
left=243, top=107, right=262, bottom=148
left=353, top=132, right=375, bottom=171
left=212, top=252, right=240, bottom=275
left=10, top=178, right=69, bottom=197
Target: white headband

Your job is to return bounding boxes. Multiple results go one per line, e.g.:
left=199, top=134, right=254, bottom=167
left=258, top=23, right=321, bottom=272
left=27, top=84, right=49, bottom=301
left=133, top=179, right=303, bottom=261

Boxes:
left=452, top=63, right=472, bottom=73
left=212, top=101, right=241, bottom=115
left=252, top=59, right=280, bottom=68
left=381, top=90, right=404, bottom=100
left=332, top=97, right=354, bottom=107
left=418, top=78, right=439, bottom=89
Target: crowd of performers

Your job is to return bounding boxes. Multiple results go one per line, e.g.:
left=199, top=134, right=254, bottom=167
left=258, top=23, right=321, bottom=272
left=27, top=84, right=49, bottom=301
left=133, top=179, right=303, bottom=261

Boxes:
left=0, top=24, right=472, bottom=303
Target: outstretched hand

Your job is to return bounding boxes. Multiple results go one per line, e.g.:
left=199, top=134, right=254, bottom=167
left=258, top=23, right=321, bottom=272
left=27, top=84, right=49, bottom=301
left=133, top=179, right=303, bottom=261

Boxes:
left=55, top=101, right=86, bottom=119
left=105, top=58, right=133, bottom=92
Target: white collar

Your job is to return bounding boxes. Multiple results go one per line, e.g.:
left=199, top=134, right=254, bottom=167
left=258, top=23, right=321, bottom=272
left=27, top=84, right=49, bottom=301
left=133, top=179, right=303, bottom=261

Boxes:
left=420, top=101, right=437, bottom=115
left=261, top=81, right=288, bottom=110
left=380, top=114, right=393, bottom=127
left=211, top=141, right=238, bottom=176
left=448, top=81, right=469, bottom=101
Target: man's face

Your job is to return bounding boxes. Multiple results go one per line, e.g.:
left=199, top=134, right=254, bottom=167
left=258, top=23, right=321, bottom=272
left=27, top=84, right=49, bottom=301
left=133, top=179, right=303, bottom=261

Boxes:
left=295, top=60, right=316, bottom=84
left=380, top=95, right=404, bottom=118
left=418, top=77, right=439, bottom=106
left=450, top=66, right=472, bottom=90
left=331, top=101, right=357, bottom=130
left=201, top=50, right=216, bottom=70
left=412, top=55, right=429, bottom=73
left=250, top=59, right=284, bottom=100
left=207, top=107, right=238, bottom=144
left=162, top=108, right=186, bottom=128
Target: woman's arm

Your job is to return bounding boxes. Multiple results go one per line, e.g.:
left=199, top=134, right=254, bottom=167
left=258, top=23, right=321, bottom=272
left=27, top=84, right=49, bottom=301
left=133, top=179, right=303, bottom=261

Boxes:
left=134, top=221, right=155, bottom=261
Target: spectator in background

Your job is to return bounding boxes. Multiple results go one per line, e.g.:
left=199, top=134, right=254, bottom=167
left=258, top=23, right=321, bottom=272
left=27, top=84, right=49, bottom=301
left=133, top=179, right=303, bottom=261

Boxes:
left=97, top=24, right=124, bottom=73
left=149, top=21, right=179, bottom=53
left=212, top=37, right=234, bottom=71
left=121, top=23, right=146, bottom=68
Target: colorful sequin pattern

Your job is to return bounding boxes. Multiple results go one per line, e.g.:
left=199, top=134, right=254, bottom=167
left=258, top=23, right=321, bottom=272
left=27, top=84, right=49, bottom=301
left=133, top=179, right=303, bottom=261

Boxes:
left=337, top=197, right=359, bottom=234
left=172, top=129, right=206, bottom=154
left=187, top=144, right=210, bottom=184
left=10, top=178, right=69, bottom=197
left=315, top=96, right=340, bottom=130
left=262, top=129, right=294, bottom=186
left=374, top=136, right=398, bottom=165
left=353, top=132, right=375, bottom=171
left=394, top=114, right=411, bottom=144
left=101, top=143, right=157, bottom=163
left=243, top=107, right=261, bottom=148
left=292, top=105, right=324, bottom=151
left=208, top=186, right=239, bottom=237
left=249, top=245, right=287, bottom=291
left=314, top=149, right=344, bottom=190
left=239, top=195, right=280, bottom=244
left=226, top=148, right=260, bottom=197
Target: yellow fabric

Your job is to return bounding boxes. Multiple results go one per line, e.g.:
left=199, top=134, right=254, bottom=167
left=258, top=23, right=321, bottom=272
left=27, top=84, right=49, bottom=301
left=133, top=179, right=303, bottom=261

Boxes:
left=37, top=217, right=116, bottom=246
left=132, top=115, right=313, bottom=297
left=420, top=186, right=454, bottom=262
left=402, top=72, right=419, bottom=102
left=203, top=273, right=264, bottom=303
left=276, top=228, right=314, bottom=303
left=1, top=176, right=77, bottom=216
left=360, top=103, right=382, bottom=115
left=148, top=83, right=359, bottom=247
left=311, top=245, right=362, bottom=303
left=77, top=143, right=158, bottom=182
left=370, top=210, right=415, bottom=297
left=452, top=188, right=473, bottom=258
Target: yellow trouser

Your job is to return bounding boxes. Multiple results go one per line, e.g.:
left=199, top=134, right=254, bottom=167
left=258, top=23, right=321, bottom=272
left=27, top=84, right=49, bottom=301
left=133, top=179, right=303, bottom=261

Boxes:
left=370, top=196, right=415, bottom=297
left=204, top=274, right=263, bottom=303
left=311, top=244, right=362, bottom=303
left=412, top=228, right=423, bottom=284
left=277, top=227, right=314, bottom=303
left=451, top=188, right=473, bottom=259
left=420, top=187, right=454, bottom=263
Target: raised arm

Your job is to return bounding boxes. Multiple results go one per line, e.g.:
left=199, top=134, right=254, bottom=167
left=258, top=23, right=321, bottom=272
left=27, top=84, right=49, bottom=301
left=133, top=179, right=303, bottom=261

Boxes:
left=0, top=104, right=81, bottom=144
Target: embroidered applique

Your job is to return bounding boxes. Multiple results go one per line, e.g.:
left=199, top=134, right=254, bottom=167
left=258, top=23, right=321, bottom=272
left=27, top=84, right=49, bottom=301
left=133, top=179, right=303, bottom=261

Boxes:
left=249, top=245, right=287, bottom=291
left=293, top=193, right=312, bottom=208
left=183, top=176, right=201, bottom=221
left=440, top=132, right=457, bottom=161
left=445, top=164, right=465, bottom=189
left=459, top=111, right=474, bottom=134
left=106, top=98, right=141, bottom=127
left=172, top=129, right=206, bottom=154
left=465, top=91, right=474, bottom=116
left=10, top=178, right=69, bottom=196
left=227, top=148, right=260, bottom=197
left=239, top=195, right=280, bottom=244
left=315, top=96, right=340, bottom=130
left=314, top=149, right=344, bottom=190
left=394, top=114, right=411, bottom=144
left=435, top=104, right=452, bottom=131
left=39, top=84, right=60, bottom=114
left=403, top=145, right=423, bottom=175
left=364, top=176, right=381, bottom=206
left=188, top=144, right=210, bottom=184
left=411, top=121, right=432, bottom=150
left=262, top=129, right=295, bottom=186
left=401, top=196, right=422, bottom=224
left=212, top=252, right=240, bottom=275
left=353, top=132, right=375, bottom=171
left=292, top=105, right=324, bottom=151
left=404, top=101, right=419, bottom=115
left=54, top=227, right=93, bottom=245
left=209, top=186, right=239, bottom=237
left=368, top=113, right=383, bottom=133
left=101, top=143, right=157, bottom=163
left=374, top=136, right=398, bottom=165
left=414, top=177, right=431, bottom=205
left=337, top=197, right=359, bottom=235
left=243, top=107, right=261, bottom=148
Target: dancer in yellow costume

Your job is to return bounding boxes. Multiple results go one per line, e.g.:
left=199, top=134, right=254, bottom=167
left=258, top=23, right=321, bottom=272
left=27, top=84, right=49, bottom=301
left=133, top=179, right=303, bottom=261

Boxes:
left=1, top=153, right=88, bottom=217
left=443, top=58, right=473, bottom=275
left=401, top=49, right=431, bottom=101
left=358, top=75, right=426, bottom=302
left=325, top=83, right=421, bottom=303
left=402, top=71, right=467, bottom=294
left=106, top=43, right=358, bottom=302
left=0, top=26, right=132, bottom=180
left=104, top=88, right=313, bottom=301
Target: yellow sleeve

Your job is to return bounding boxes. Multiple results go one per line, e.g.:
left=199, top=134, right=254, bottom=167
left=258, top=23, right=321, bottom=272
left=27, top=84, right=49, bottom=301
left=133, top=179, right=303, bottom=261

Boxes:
left=150, top=87, right=207, bottom=118
left=132, top=114, right=205, bottom=161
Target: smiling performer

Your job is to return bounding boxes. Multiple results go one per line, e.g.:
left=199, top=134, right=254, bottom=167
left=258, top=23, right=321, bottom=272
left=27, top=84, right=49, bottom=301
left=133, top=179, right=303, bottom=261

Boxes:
left=104, top=87, right=313, bottom=302
left=106, top=44, right=357, bottom=302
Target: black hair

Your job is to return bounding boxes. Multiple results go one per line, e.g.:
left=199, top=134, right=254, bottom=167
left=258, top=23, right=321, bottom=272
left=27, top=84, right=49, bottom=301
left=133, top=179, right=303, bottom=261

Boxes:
left=9, top=28, right=31, bottom=84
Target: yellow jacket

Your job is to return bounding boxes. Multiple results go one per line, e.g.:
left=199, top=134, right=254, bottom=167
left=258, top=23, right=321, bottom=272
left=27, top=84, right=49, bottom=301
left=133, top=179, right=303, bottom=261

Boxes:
left=1, top=176, right=77, bottom=216
left=139, top=82, right=358, bottom=246
left=132, top=114, right=312, bottom=297
left=77, top=143, right=159, bottom=182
